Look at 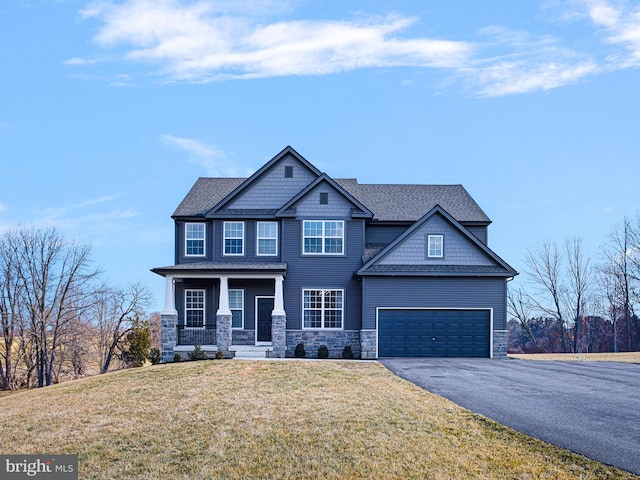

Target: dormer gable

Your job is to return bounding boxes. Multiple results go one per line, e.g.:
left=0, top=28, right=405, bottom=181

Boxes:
left=206, top=146, right=322, bottom=217
left=358, top=205, right=516, bottom=277
left=275, top=174, right=374, bottom=219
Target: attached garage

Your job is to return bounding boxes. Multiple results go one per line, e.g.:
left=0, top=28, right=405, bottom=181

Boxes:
left=377, top=309, right=491, bottom=358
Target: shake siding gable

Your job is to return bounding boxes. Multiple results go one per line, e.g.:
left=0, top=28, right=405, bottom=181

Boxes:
left=294, top=188, right=354, bottom=217
left=378, top=215, right=495, bottom=266
left=226, top=155, right=317, bottom=210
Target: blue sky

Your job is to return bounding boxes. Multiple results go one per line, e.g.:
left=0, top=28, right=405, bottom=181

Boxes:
left=1, top=0, right=639, bottom=309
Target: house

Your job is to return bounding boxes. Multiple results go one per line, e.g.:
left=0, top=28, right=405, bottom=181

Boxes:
left=152, top=146, right=517, bottom=361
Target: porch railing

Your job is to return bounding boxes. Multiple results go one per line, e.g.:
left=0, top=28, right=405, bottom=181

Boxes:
left=177, top=324, right=216, bottom=346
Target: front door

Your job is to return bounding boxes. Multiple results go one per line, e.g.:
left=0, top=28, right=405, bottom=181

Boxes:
left=256, top=297, right=274, bottom=343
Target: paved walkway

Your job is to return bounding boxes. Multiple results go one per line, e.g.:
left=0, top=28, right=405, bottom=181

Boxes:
left=380, top=358, right=640, bottom=475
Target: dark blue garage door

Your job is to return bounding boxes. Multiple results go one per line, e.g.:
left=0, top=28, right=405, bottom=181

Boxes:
left=378, top=309, right=490, bottom=357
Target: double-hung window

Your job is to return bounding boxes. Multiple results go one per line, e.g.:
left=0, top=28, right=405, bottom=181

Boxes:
left=303, top=289, right=343, bottom=329
left=257, top=222, right=278, bottom=256
left=303, top=220, right=344, bottom=255
left=427, top=234, right=444, bottom=258
left=185, top=289, right=205, bottom=328
left=229, top=289, right=244, bottom=329
left=224, top=222, right=244, bottom=256
left=185, top=223, right=205, bottom=256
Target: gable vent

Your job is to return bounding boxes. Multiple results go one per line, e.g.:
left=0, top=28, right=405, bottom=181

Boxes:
left=284, top=166, right=293, bottom=178
left=319, top=192, right=329, bottom=204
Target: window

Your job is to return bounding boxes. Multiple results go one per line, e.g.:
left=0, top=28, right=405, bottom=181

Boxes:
left=257, top=222, right=278, bottom=256
left=428, top=235, right=444, bottom=258
left=229, top=289, right=244, bottom=329
left=185, top=289, right=205, bottom=328
left=319, top=192, right=329, bottom=204
left=303, top=289, right=343, bottom=329
left=303, top=220, right=344, bottom=255
left=185, top=223, right=205, bottom=256
left=224, top=222, right=244, bottom=255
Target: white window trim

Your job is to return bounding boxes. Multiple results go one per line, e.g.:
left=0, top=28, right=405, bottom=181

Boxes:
left=185, top=223, right=206, bottom=257
left=302, top=220, right=345, bottom=255
left=302, top=288, right=344, bottom=330
left=229, top=288, right=244, bottom=330
left=427, top=234, right=444, bottom=258
left=223, top=221, right=245, bottom=256
left=256, top=221, right=278, bottom=257
left=184, top=289, right=206, bottom=329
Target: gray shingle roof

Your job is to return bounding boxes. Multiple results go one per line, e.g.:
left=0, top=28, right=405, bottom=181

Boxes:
left=173, top=178, right=245, bottom=217
left=336, top=180, right=490, bottom=223
left=173, top=177, right=491, bottom=224
left=152, top=261, right=287, bottom=275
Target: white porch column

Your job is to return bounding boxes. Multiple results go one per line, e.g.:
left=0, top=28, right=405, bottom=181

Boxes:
left=272, top=274, right=286, bottom=316
left=217, top=275, right=231, bottom=316
left=162, top=275, right=177, bottom=315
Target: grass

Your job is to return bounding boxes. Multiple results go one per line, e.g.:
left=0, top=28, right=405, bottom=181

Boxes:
left=2, top=360, right=638, bottom=479
left=509, top=352, right=640, bottom=364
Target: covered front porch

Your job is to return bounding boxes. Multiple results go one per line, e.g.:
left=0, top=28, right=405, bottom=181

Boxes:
left=152, top=263, right=287, bottom=361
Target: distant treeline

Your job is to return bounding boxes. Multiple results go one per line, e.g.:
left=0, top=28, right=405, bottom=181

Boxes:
left=508, top=214, right=640, bottom=354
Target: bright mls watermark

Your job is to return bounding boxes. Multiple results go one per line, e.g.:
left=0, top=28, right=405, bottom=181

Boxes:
left=1, top=455, right=78, bottom=479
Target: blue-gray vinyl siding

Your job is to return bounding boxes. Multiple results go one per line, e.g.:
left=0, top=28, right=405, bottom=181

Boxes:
left=377, top=214, right=494, bottom=266
left=365, top=224, right=407, bottom=245
left=281, top=218, right=364, bottom=330
left=464, top=225, right=488, bottom=245
left=362, top=276, right=507, bottom=330
left=175, top=220, right=284, bottom=263
left=227, top=154, right=317, bottom=209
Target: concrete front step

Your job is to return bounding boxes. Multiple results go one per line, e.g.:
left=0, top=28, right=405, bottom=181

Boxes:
left=230, top=345, right=274, bottom=359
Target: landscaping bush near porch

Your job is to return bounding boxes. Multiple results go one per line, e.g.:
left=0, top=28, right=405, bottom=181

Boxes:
left=1, top=361, right=635, bottom=479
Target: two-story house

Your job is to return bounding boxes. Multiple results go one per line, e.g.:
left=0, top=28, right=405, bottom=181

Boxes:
left=152, top=146, right=517, bottom=361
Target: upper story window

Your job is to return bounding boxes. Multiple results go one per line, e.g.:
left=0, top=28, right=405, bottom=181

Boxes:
left=224, top=222, right=244, bottom=256
left=427, top=234, right=444, bottom=258
left=257, top=222, right=278, bottom=256
left=303, top=289, right=343, bottom=329
left=185, top=289, right=205, bottom=328
left=229, top=289, right=244, bottom=329
left=303, top=220, right=344, bottom=255
left=185, top=223, right=205, bottom=256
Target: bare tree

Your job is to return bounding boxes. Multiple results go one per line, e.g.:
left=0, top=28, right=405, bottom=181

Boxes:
left=524, top=241, right=570, bottom=352
left=7, top=227, right=100, bottom=387
left=95, top=282, right=152, bottom=374
left=507, top=287, right=540, bottom=352
left=565, top=237, right=593, bottom=353
left=600, top=218, right=637, bottom=351
left=0, top=232, right=24, bottom=390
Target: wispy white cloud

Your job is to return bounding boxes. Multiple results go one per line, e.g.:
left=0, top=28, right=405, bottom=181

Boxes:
left=160, top=134, right=252, bottom=176
left=75, top=0, right=473, bottom=82
left=70, top=0, right=640, bottom=96
left=583, top=0, right=640, bottom=67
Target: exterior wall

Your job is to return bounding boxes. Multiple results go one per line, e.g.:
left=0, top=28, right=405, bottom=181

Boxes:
left=464, top=225, right=488, bottom=245
left=161, top=313, right=178, bottom=363
left=362, top=276, right=508, bottom=330
left=377, top=214, right=494, bottom=266
left=175, top=220, right=215, bottom=263
left=228, top=154, right=316, bottom=209
left=281, top=219, right=364, bottom=331
left=286, top=330, right=361, bottom=358
left=493, top=330, right=508, bottom=359
left=365, top=224, right=408, bottom=245
left=294, top=184, right=355, bottom=217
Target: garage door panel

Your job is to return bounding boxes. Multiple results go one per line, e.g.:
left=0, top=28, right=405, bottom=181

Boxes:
left=378, top=309, right=490, bottom=358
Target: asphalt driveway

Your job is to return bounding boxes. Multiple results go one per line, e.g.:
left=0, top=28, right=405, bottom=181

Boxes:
left=379, top=358, right=640, bottom=475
